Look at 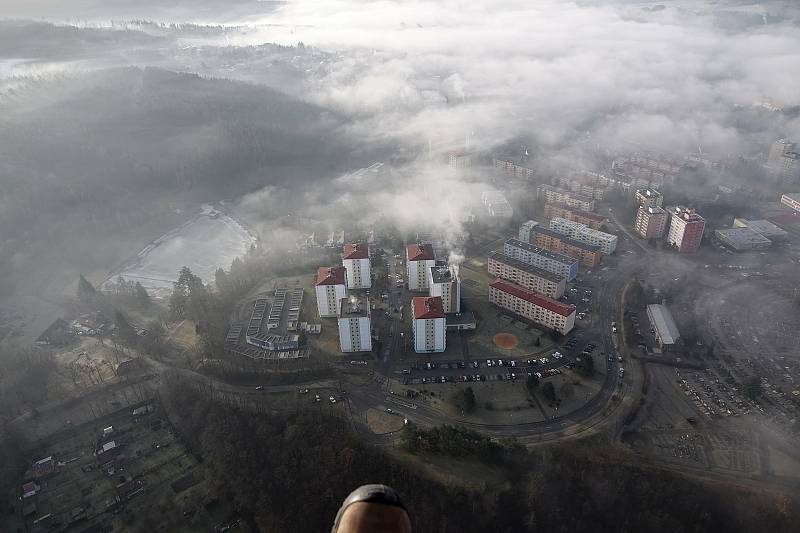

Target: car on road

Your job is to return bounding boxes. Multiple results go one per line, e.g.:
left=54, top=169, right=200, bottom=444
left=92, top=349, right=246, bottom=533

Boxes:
left=314, top=394, right=321, bottom=402
left=458, top=361, right=466, bottom=368
left=539, top=358, right=548, bottom=364
left=255, top=385, right=264, bottom=391
left=618, top=355, right=623, bottom=362
left=329, top=396, right=337, bottom=403
left=611, top=321, right=618, bottom=333
left=401, top=369, right=411, bottom=374
left=534, top=372, right=542, bottom=379
left=386, top=408, right=393, bottom=414
left=298, top=388, right=309, bottom=394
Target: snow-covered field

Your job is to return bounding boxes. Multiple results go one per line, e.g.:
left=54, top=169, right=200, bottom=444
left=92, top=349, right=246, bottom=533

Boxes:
left=108, top=209, right=256, bottom=298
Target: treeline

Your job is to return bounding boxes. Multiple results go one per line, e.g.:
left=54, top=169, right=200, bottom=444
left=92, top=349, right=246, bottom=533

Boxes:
left=167, top=247, right=269, bottom=355
left=0, top=65, right=353, bottom=306
left=400, top=423, right=506, bottom=462
left=73, top=274, right=169, bottom=360
left=161, top=377, right=515, bottom=533
left=161, top=375, right=799, bottom=533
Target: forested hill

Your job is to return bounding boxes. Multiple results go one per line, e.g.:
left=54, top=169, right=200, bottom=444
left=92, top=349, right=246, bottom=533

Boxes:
left=163, top=377, right=799, bottom=533
left=0, top=66, right=355, bottom=307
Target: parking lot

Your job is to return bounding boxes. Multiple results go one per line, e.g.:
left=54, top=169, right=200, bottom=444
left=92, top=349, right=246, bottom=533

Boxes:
left=400, top=334, right=602, bottom=386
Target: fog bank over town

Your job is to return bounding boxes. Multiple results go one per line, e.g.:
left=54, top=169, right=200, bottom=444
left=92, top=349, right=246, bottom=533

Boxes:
left=2, top=3, right=800, bottom=533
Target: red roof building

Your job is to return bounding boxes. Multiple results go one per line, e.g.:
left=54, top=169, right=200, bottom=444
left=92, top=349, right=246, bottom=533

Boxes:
left=412, top=296, right=445, bottom=320
left=316, top=266, right=346, bottom=286
left=488, top=279, right=575, bottom=334
left=406, top=243, right=435, bottom=261
left=343, top=243, right=369, bottom=260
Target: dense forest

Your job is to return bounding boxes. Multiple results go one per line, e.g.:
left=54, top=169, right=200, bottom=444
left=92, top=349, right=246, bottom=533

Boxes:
left=163, top=376, right=799, bottom=533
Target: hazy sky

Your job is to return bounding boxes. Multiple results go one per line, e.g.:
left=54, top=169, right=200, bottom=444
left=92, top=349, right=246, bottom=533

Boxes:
left=2, top=1, right=799, bottom=155
left=2, top=1, right=800, bottom=249
left=233, top=0, right=800, bottom=155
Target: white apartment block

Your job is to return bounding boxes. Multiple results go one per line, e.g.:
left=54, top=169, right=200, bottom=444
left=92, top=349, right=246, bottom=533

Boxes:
left=518, top=220, right=539, bottom=243
left=549, top=217, right=618, bottom=255
left=634, top=205, right=667, bottom=239
left=342, top=243, right=371, bottom=289
left=406, top=243, right=436, bottom=291
left=487, top=252, right=566, bottom=299
left=488, top=279, right=576, bottom=335
left=635, top=188, right=663, bottom=208
left=666, top=206, right=706, bottom=253
left=503, top=238, right=578, bottom=281
left=448, top=151, right=472, bottom=171
left=537, top=184, right=595, bottom=211
left=412, top=296, right=446, bottom=353
left=337, top=296, right=372, bottom=353
left=481, top=190, right=514, bottom=219
left=780, top=193, right=800, bottom=214
left=769, top=140, right=800, bottom=183
left=315, top=266, right=348, bottom=317
left=427, top=264, right=461, bottom=314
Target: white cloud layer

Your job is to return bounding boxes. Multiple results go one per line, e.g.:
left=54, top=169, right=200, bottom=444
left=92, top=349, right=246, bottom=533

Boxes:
left=221, top=0, right=800, bottom=155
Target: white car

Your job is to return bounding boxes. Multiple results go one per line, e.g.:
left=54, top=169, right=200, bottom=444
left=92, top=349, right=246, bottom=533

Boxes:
left=329, top=396, right=337, bottom=403
left=539, top=358, right=547, bottom=364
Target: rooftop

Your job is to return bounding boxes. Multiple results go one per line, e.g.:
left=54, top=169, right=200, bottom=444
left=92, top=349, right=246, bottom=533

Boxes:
left=733, top=218, right=788, bottom=239
left=714, top=227, right=772, bottom=249
left=316, top=266, right=346, bottom=286
left=430, top=265, right=457, bottom=284
left=538, top=184, right=594, bottom=203
left=489, top=279, right=575, bottom=317
left=530, top=225, right=602, bottom=252
left=504, top=239, right=578, bottom=265
left=339, top=295, right=370, bottom=318
left=636, top=188, right=662, bottom=198
left=407, top=243, right=435, bottom=261
left=343, top=243, right=369, bottom=260
left=668, top=206, right=705, bottom=222
left=647, top=304, right=680, bottom=345
left=640, top=205, right=666, bottom=215
left=488, top=252, right=564, bottom=283
left=545, top=202, right=607, bottom=222
left=248, top=332, right=300, bottom=343
left=412, top=296, right=446, bottom=319
left=446, top=312, right=477, bottom=327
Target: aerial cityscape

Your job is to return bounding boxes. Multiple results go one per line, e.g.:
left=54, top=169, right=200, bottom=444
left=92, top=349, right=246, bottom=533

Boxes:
left=1, top=1, right=800, bottom=532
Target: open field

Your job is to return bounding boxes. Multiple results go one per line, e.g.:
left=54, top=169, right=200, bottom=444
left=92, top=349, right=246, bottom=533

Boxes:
left=11, top=400, right=238, bottom=533
left=106, top=208, right=256, bottom=299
